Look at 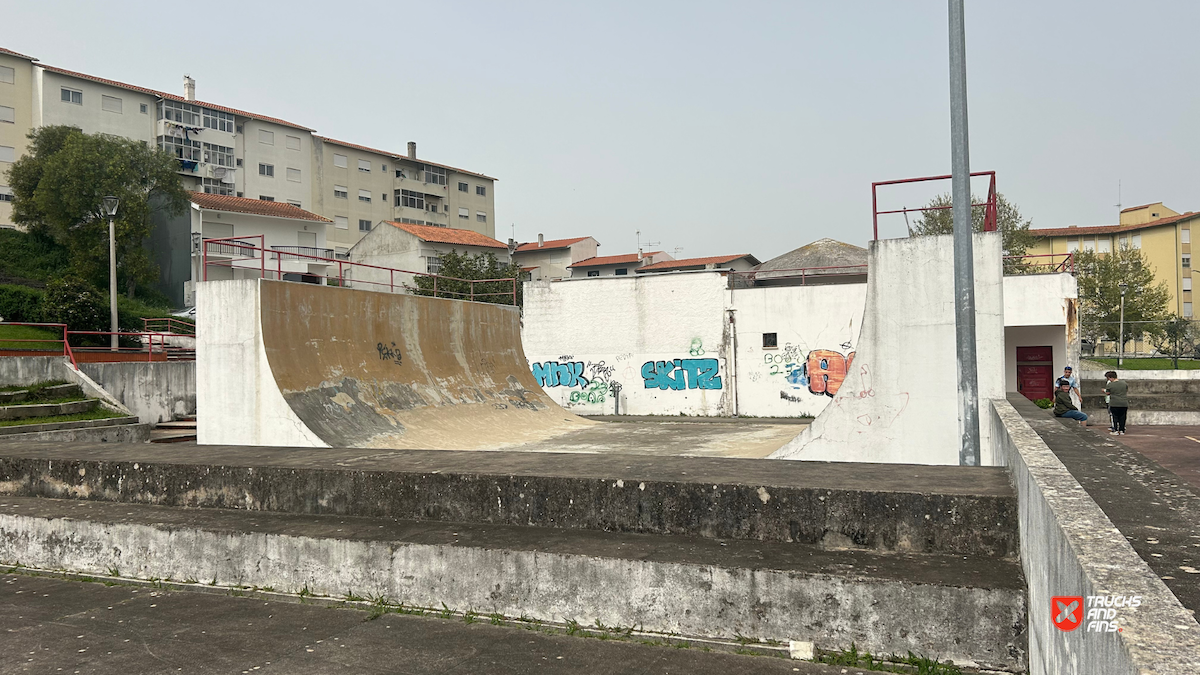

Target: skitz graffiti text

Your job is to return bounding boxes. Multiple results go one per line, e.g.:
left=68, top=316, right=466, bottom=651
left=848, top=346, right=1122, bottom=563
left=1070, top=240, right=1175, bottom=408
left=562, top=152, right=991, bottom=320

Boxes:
left=641, top=358, right=722, bottom=390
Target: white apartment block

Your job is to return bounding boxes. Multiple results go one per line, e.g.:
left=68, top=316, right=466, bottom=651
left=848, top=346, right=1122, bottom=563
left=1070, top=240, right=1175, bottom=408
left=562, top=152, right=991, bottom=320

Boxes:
left=0, top=46, right=497, bottom=247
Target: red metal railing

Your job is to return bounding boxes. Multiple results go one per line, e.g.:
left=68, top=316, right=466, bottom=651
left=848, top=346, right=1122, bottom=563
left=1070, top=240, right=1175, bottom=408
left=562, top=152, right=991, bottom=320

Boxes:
left=871, top=171, right=998, bottom=240
left=201, top=236, right=518, bottom=304
left=0, top=323, right=196, bottom=363
left=0, top=321, right=76, bottom=368
left=1002, top=252, right=1074, bottom=275
left=142, top=317, right=196, bottom=335
left=728, top=264, right=869, bottom=285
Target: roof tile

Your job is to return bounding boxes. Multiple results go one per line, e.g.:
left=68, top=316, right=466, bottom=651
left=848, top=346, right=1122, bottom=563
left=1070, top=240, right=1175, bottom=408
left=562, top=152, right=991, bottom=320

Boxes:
left=567, top=252, right=664, bottom=268
left=188, top=192, right=331, bottom=222
left=514, top=237, right=590, bottom=252
left=0, top=47, right=36, bottom=61
left=384, top=221, right=507, bottom=249
left=1031, top=212, right=1198, bottom=238
left=637, top=254, right=757, bottom=272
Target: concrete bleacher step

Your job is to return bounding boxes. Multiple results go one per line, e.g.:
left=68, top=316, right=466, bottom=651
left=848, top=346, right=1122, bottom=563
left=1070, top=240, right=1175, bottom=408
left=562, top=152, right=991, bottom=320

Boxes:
left=0, top=398, right=97, bottom=422
left=0, top=494, right=1027, bottom=671
left=150, top=418, right=198, bottom=444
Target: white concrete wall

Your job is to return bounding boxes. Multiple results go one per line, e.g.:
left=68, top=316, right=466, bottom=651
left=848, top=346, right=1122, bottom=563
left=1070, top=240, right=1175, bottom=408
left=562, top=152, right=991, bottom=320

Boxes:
left=731, top=283, right=866, bottom=418
left=196, top=279, right=326, bottom=447
left=1004, top=273, right=1077, bottom=327
left=523, top=273, right=731, bottom=416
left=78, top=362, right=196, bottom=425
left=771, top=233, right=1007, bottom=465
left=34, top=69, right=156, bottom=142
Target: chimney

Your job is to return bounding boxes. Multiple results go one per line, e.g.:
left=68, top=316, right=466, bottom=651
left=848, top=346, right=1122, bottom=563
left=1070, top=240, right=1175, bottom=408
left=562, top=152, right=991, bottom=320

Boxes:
left=183, top=75, right=196, bottom=101
left=407, top=141, right=417, bottom=159
left=538, top=233, right=544, bottom=248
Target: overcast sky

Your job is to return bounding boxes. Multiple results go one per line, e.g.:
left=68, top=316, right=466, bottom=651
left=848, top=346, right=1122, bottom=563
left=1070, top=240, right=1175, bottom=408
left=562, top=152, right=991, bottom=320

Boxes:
left=5, top=1, right=1198, bottom=261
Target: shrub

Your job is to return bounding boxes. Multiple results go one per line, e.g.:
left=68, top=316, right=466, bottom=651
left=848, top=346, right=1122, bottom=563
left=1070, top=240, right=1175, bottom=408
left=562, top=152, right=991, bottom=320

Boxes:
left=1033, top=398, right=1054, bottom=409
left=42, top=277, right=107, bottom=332
left=0, top=284, right=45, bottom=322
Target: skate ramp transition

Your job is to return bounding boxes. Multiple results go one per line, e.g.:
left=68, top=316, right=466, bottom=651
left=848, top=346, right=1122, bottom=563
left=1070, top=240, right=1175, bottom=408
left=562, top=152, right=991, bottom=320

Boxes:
left=771, top=233, right=1005, bottom=465
left=197, top=279, right=592, bottom=449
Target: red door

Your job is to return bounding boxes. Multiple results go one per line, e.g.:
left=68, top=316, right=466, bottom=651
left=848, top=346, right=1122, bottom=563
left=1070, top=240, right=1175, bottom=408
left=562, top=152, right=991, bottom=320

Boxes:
left=1017, top=365, right=1053, bottom=401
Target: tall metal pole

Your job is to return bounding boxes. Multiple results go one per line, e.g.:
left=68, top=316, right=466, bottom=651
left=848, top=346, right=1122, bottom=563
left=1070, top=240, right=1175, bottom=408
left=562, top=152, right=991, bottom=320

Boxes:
left=949, top=0, right=980, bottom=466
left=1118, top=289, right=1126, bottom=367
left=108, top=215, right=119, bottom=351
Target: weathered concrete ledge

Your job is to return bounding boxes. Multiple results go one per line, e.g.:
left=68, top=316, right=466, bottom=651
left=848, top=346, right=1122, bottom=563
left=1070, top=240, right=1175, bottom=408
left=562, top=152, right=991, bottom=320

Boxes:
left=0, top=398, right=96, bottom=421
left=0, top=416, right=144, bottom=438
left=0, top=444, right=1017, bottom=557
left=0, top=495, right=1027, bottom=671
left=992, top=397, right=1200, bottom=675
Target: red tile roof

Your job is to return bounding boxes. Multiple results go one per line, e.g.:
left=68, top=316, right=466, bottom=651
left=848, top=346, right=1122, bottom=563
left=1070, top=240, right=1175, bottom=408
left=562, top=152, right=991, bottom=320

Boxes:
left=39, top=64, right=314, bottom=131
left=637, top=254, right=759, bottom=272
left=0, top=47, right=36, bottom=61
left=514, top=237, right=591, bottom=253
left=1119, top=202, right=1161, bottom=214
left=1031, top=212, right=1199, bottom=238
left=188, top=192, right=331, bottom=222
left=315, top=136, right=497, bottom=181
left=568, top=252, right=664, bottom=268
left=385, top=222, right=507, bottom=249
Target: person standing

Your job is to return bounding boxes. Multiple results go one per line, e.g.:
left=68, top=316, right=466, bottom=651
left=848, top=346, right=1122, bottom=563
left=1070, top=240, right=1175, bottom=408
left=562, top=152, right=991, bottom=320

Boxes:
left=1104, top=371, right=1129, bottom=435
left=1054, top=379, right=1089, bottom=427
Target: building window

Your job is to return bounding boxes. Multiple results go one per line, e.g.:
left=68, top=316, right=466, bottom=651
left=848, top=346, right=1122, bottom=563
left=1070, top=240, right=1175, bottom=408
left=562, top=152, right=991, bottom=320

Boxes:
left=158, top=100, right=201, bottom=125
left=203, top=143, right=234, bottom=167
left=358, top=189, right=372, bottom=203
left=1184, top=277, right=1192, bottom=292
left=286, top=135, right=301, bottom=151
left=1184, top=229, right=1191, bottom=244
left=334, top=185, right=348, bottom=199
left=1097, top=238, right=1110, bottom=253
left=476, top=212, right=486, bottom=223
left=1185, top=302, right=1193, bottom=318
left=359, top=219, right=372, bottom=232
left=400, top=217, right=425, bottom=225
left=763, top=333, right=778, bottom=349
left=426, top=256, right=442, bottom=275
left=334, top=216, right=348, bottom=230
left=1118, top=236, right=1127, bottom=249
left=427, top=202, right=440, bottom=213
left=259, top=195, right=275, bottom=202
left=157, top=136, right=200, bottom=162
left=140, top=103, right=148, bottom=114
left=358, top=159, right=371, bottom=172
left=203, top=109, right=235, bottom=132
left=615, top=268, right=629, bottom=276
left=201, top=178, right=233, bottom=196
left=258, top=129, right=274, bottom=145
left=587, top=270, right=600, bottom=277
left=400, top=189, right=424, bottom=209
left=0, top=66, right=14, bottom=84
left=286, top=167, right=301, bottom=182
left=1066, top=239, right=1079, bottom=253
left=333, top=153, right=347, bottom=168
left=60, top=88, right=82, bottom=105
left=458, top=182, right=468, bottom=192
left=101, top=95, right=122, bottom=114
left=287, top=199, right=302, bottom=208
left=458, top=207, right=469, bottom=219
left=1184, top=255, right=1191, bottom=269
left=1132, top=234, right=1142, bottom=249
left=0, top=146, right=14, bottom=163
left=476, top=185, right=486, bottom=197
left=382, top=164, right=387, bottom=172
left=259, top=163, right=274, bottom=177
left=1083, top=239, right=1095, bottom=252
left=0, top=106, right=13, bottom=124
left=0, top=186, right=14, bottom=202
left=424, top=165, right=446, bottom=185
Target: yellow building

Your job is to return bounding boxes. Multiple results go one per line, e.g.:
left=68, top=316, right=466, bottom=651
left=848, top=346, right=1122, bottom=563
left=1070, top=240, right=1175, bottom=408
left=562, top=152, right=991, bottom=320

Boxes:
left=1028, top=202, right=1195, bottom=317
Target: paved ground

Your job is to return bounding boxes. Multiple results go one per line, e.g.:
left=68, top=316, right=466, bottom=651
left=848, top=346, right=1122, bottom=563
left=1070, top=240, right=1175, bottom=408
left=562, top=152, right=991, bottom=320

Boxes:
left=0, top=573, right=870, bottom=675
left=501, top=419, right=806, bottom=458
left=1102, top=425, right=1200, bottom=491
left=1010, top=395, right=1200, bottom=615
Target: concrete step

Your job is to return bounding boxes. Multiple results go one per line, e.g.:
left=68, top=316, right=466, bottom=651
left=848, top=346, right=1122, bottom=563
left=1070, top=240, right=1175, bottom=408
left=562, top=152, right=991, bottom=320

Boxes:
left=1082, top=394, right=1200, bottom=411
left=0, top=398, right=97, bottom=421
left=149, top=433, right=197, bottom=444
left=154, top=420, right=197, bottom=430
left=1082, top=380, right=1200, bottom=396
left=0, top=383, right=82, bottom=405
left=0, top=415, right=141, bottom=438
left=0, top=444, right=1018, bottom=559
left=0, top=495, right=1027, bottom=671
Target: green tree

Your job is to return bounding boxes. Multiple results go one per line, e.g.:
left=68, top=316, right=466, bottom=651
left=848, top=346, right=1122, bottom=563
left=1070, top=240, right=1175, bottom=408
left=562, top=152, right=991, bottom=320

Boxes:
left=910, top=192, right=1036, bottom=270
left=6, top=125, right=187, bottom=298
left=1150, top=314, right=1198, bottom=368
left=1074, top=247, right=1171, bottom=342
left=411, top=250, right=524, bottom=306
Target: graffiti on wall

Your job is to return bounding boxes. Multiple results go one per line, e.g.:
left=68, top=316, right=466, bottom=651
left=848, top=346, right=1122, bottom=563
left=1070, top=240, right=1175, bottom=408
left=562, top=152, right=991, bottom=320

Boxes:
left=641, top=358, right=722, bottom=390
left=531, top=361, right=589, bottom=388
left=765, top=343, right=855, bottom=398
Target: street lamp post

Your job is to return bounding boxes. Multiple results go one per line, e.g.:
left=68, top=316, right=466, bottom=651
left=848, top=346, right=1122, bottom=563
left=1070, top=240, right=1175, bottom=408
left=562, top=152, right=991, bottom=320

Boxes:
left=1118, top=282, right=1128, bottom=368
left=101, top=196, right=120, bottom=351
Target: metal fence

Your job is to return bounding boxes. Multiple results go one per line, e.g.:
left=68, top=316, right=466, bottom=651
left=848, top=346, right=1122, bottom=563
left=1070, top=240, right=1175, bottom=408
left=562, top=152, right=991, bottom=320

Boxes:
left=1081, top=318, right=1200, bottom=365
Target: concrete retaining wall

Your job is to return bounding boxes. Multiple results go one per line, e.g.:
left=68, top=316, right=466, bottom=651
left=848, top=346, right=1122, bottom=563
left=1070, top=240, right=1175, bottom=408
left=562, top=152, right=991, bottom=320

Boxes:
left=0, top=422, right=150, bottom=444
left=991, top=398, right=1200, bottom=674
left=0, top=356, right=62, bottom=386
left=78, top=362, right=196, bottom=425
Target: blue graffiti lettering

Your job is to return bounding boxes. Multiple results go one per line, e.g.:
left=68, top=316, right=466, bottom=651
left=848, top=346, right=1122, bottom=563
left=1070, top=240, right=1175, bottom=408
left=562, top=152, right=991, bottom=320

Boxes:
left=641, top=358, right=722, bottom=390
left=532, top=361, right=589, bottom=388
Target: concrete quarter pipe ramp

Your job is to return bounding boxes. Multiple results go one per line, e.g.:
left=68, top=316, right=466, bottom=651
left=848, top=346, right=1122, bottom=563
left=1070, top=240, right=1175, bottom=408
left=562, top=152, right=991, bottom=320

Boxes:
left=198, top=279, right=592, bottom=449
left=770, top=233, right=1005, bottom=465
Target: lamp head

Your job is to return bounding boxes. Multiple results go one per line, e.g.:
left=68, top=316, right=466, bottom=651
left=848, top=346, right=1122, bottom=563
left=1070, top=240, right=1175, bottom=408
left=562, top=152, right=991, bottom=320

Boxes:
left=101, top=196, right=119, bottom=217
left=1119, top=282, right=1129, bottom=296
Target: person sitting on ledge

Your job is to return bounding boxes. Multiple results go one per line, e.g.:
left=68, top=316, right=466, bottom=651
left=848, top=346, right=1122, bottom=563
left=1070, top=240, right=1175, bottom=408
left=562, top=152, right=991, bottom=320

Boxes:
left=1053, top=378, right=1088, bottom=426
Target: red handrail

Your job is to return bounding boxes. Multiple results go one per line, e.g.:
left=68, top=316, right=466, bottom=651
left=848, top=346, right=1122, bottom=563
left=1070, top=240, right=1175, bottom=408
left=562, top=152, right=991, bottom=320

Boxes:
left=871, top=171, right=998, bottom=240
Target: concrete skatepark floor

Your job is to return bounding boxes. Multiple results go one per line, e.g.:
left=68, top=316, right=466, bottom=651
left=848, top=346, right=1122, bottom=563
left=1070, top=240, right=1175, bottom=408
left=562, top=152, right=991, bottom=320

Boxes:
left=1097, top=424, right=1200, bottom=491
left=0, top=572, right=876, bottom=675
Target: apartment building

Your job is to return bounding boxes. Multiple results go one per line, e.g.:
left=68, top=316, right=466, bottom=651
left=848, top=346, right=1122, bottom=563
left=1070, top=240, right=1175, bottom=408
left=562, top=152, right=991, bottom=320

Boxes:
left=0, top=46, right=497, bottom=247
left=1028, top=202, right=1196, bottom=317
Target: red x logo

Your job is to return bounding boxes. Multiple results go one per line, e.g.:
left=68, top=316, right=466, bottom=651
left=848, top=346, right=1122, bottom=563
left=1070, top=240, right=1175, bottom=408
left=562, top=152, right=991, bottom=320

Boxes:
left=1052, top=596, right=1083, bottom=631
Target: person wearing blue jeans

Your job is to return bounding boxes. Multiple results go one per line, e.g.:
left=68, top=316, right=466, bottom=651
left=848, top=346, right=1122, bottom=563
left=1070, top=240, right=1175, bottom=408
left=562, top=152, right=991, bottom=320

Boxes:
left=1053, top=379, right=1088, bottom=426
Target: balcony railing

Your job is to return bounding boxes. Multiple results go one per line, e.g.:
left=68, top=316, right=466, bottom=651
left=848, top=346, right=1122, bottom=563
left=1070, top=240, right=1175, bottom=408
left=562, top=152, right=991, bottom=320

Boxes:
left=272, top=245, right=335, bottom=262
left=205, top=239, right=260, bottom=258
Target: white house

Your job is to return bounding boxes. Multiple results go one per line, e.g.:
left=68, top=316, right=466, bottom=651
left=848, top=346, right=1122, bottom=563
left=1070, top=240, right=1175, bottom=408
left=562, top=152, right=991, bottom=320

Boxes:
left=511, top=235, right=599, bottom=281
left=346, top=221, right=509, bottom=294
left=637, top=254, right=760, bottom=275
left=567, top=251, right=673, bottom=278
